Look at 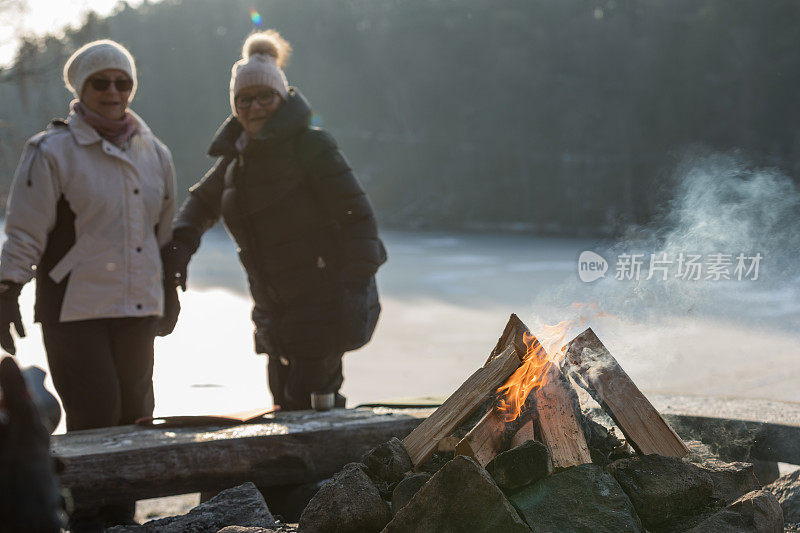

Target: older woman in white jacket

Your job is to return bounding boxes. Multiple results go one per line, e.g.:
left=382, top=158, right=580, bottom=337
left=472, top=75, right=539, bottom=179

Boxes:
left=0, top=40, right=176, bottom=527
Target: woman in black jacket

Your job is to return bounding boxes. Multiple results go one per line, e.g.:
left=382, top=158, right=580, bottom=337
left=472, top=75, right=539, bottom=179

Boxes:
left=163, top=30, right=385, bottom=410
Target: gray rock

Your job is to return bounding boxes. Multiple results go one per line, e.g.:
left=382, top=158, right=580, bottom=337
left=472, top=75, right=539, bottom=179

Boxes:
left=486, top=440, right=551, bottom=491
left=362, top=437, right=414, bottom=483
left=108, top=482, right=275, bottom=532
left=260, top=480, right=326, bottom=523
left=765, top=469, right=800, bottom=524
left=417, top=450, right=454, bottom=475
left=298, top=462, right=391, bottom=533
left=608, top=454, right=713, bottom=528
left=685, top=489, right=783, bottom=532
left=684, top=440, right=761, bottom=504
left=751, top=460, right=780, bottom=486
left=390, top=473, right=431, bottom=515
left=383, top=455, right=530, bottom=533
left=581, top=415, right=632, bottom=466
left=509, top=463, right=643, bottom=533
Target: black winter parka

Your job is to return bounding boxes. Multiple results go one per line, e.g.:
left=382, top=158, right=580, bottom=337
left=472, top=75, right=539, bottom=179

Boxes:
left=173, top=89, right=385, bottom=358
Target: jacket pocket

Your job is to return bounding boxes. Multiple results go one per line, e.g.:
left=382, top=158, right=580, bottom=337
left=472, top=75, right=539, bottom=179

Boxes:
left=48, top=233, right=96, bottom=283
left=339, top=276, right=381, bottom=352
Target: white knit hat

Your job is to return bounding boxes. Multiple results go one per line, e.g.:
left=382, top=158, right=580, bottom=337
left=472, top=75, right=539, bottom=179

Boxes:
left=230, top=31, right=291, bottom=115
left=63, top=39, right=137, bottom=100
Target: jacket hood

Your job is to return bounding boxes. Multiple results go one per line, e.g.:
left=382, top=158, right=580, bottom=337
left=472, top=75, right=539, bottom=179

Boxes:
left=208, top=87, right=312, bottom=157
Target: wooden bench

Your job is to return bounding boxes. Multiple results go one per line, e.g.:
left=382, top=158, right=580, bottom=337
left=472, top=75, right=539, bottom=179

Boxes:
left=52, top=407, right=429, bottom=506
left=51, top=397, right=800, bottom=506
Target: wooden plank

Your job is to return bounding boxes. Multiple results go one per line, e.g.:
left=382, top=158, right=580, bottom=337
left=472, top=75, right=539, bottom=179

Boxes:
left=403, top=314, right=529, bottom=467
left=566, top=328, right=689, bottom=457
left=534, top=362, right=592, bottom=469
left=455, top=408, right=508, bottom=466
left=52, top=407, right=429, bottom=506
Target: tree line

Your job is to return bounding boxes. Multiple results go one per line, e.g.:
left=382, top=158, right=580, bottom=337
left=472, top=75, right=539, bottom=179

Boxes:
left=1, top=0, right=798, bottom=235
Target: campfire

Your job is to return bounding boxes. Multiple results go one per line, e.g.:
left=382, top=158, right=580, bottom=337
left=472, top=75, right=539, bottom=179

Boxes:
left=403, top=314, right=688, bottom=473
left=298, top=314, right=786, bottom=532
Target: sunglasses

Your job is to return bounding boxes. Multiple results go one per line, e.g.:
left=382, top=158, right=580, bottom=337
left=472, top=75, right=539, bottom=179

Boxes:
left=235, top=89, right=280, bottom=110
left=87, top=77, right=134, bottom=92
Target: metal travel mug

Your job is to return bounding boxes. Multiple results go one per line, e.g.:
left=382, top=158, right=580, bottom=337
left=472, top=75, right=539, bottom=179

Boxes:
left=311, top=391, right=335, bottom=411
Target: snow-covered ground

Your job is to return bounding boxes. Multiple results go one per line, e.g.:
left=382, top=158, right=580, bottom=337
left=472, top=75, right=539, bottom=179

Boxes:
left=8, top=228, right=800, bottom=434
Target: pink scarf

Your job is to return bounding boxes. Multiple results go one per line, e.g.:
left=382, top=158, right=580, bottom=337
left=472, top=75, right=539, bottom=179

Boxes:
left=72, top=101, right=139, bottom=147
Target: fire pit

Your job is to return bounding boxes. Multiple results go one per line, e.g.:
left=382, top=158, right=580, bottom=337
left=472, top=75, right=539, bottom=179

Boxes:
left=297, top=314, right=789, bottom=532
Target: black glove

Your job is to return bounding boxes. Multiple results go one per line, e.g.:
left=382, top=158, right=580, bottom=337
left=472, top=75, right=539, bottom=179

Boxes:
left=0, top=281, right=25, bottom=355
left=157, top=280, right=180, bottom=337
left=0, top=356, right=64, bottom=531
left=161, top=240, right=194, bottom=292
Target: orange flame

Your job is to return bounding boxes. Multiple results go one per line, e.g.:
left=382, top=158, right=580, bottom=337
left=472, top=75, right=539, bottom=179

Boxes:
left=495, top=320, right=575, bottom=423
left=495, top=304, right=617, bottom=423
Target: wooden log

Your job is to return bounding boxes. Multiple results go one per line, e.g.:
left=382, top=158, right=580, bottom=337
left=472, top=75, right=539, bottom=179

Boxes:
left=52, top=407, right=428, bottom=506
left=486, top=313, right=530, bottom=364
left=511, top=418, right=535, bottom=448
left=455, top=327, right=541, bottom=466
left=403, top=344, right=520, bottom=467
left=534, top=361, right=592, bottom=469
left=403, top=314, right=529, bottom=467
left=663, top=414, right=800, bottom=465
left=566, top=328, right=689, bottom=457
left=455, top=408, right=508, bottom=466
left=437, top=435, right=460, bottom=453
left=584, top=406, right=800, bottom=466
left=456, top=382, right=538, bottom=465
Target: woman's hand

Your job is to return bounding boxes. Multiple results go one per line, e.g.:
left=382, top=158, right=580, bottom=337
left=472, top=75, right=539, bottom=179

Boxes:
left=156, top=281, right=180, bottom=337
left=0, top=282, right=25, bottom=355
left=161, top=241, right=194, bottom=291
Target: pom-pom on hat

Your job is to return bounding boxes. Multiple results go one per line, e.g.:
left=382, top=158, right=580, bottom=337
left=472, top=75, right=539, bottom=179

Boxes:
left=63, top=39, right=137, bottom=100
left=230, top=30, right=291, bottom=115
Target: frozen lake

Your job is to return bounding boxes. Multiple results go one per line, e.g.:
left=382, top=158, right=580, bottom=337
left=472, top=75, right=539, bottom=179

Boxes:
left=7, top=227, right=800, bottom=434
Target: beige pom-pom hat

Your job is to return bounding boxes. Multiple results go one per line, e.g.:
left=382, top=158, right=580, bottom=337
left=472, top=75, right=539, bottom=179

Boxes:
left=230, top=30, right=292, bottom=115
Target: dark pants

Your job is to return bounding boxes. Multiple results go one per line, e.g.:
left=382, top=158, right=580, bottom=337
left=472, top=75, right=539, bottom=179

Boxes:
left=267, top=353, right=344, bottom=410
left=42, top=316, right=158, bottom=527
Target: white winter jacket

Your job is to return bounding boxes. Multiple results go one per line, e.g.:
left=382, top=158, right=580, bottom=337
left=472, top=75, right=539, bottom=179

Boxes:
left=0, top=109, right=176, bottom=322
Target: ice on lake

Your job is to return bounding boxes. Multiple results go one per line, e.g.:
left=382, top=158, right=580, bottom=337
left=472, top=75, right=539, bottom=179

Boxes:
left=6, top=228, right=800, bottom=434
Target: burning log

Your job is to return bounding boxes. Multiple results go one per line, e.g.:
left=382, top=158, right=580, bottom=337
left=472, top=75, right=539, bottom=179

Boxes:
left=458, top=324, right=592, bottom=470
left=533, top=361, right=592, bottom=469
left=493, top=325, right=591, bottom=470
left=456, top=388, right=537, bottom=466
left=402, top=314, right=529, bottom=467
left=455, top=407, right=508, bottom=467
left=566, top=328, right=689, bottom=457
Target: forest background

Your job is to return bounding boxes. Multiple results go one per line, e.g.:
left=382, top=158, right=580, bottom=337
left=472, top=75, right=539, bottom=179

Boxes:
left=1, top=0, right=799, bottom=235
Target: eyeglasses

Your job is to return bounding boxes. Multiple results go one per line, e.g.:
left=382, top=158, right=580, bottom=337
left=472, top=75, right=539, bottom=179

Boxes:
left=87, top=77, right=134, bottom=92
left=235, top=89, right=280, bottom=110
